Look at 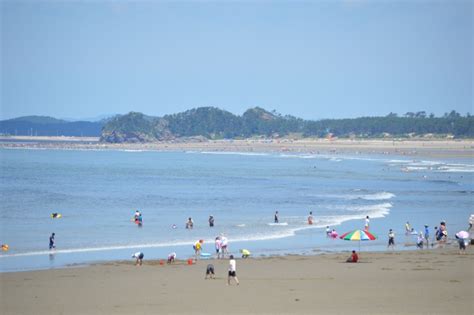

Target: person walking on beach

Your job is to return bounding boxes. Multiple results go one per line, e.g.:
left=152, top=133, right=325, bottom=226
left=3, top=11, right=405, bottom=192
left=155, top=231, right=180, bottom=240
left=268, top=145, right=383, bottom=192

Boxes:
left=132, top=252, right=144, bottom=266
left=364, top=216, right=370, bottom=230
left=49, top=233, right=55, bottom=250
left=274, top=211, right=279, bottom=223
left=209, top=215, right=214, bottom=227
left=387, top=229, right=395, bottom=250
left=468, top=214, right=474, bottom=231
left=227, top=255, right=239, bottom=285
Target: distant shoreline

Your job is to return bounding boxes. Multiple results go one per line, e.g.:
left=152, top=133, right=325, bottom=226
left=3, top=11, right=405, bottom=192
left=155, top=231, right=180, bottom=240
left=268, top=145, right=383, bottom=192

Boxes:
left=0, top=136, right=473, bottom=158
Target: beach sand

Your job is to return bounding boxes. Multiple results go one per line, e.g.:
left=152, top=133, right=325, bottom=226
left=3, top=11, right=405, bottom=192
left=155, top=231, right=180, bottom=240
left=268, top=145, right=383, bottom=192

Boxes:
left=1, top=248, right=472, bottom=314
left=1, top=137, right=473, bottom=158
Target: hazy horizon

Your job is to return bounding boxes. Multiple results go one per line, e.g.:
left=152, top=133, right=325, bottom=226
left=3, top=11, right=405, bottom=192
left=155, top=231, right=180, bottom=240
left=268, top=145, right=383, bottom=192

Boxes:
left=1, top=1, right=472, bottom=121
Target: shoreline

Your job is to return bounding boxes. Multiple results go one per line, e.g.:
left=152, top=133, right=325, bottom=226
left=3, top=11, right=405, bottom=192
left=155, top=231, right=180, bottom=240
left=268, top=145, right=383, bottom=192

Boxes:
left=1, top=248, right=472, bottom=314
left=1, top=137, right=473, bottom=158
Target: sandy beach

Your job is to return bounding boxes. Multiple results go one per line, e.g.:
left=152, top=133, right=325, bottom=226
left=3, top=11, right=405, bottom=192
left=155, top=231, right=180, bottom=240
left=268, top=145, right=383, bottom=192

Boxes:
left=1, top=248, right=472, bottom=315
left=1, top=137, right=473, bottom=158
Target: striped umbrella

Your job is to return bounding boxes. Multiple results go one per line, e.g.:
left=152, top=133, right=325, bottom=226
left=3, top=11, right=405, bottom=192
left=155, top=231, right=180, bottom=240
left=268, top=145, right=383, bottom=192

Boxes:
left=339, top=229, right=377, bottom=251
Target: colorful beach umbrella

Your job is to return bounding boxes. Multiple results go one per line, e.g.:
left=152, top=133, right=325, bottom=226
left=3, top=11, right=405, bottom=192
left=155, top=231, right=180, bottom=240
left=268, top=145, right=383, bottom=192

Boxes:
left=339, top=229, right=377, bottom=251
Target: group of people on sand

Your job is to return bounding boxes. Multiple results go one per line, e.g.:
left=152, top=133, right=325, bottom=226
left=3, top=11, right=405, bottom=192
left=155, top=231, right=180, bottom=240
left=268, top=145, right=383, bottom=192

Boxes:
left=401, top=220, right=449, bottom=249
left=204, top=255, right=240, bottom=285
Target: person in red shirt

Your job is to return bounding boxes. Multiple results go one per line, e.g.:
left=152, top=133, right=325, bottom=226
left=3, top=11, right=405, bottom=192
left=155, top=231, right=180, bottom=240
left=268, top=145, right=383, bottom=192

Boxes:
left=346, top=250, right=358, bottom=263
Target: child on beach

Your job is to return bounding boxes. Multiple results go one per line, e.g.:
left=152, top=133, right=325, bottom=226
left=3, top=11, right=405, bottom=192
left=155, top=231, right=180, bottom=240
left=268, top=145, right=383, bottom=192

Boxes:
left=167, top=252, right=176, bottom=264
left=132, top=252, right=144, bottom=266
left=326, top=226, right=331, bottom=237
left=346, top=250, right=358, bottom=263
left=387, top=229, right=395, bottom=249
left=365, top=216, right=370, bottom=230
left=227, top=255, right=239, bottom=285
left=194, top=240, right=203, bottom=260
left=458, top=238, right=467, bottom=255
left=240, top=249, right=251, bottom=258
left=416, top=232, right=424, bottom=249
left=205, top=264, right=215, bottom=279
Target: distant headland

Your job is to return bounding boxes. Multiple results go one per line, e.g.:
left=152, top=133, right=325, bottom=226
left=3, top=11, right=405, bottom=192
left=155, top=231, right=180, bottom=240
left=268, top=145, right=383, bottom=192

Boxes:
left=0, top=107, right=472, bottom=143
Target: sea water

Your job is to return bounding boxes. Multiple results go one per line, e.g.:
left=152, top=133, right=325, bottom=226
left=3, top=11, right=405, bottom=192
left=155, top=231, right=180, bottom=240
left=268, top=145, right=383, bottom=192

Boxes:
left=0, top=148, right=472, bottom=272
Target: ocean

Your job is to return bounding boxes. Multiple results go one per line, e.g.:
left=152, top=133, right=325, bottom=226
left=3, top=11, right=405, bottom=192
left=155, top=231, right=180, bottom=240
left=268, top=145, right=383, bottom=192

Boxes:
left=0, top=148, right=472, bottom=272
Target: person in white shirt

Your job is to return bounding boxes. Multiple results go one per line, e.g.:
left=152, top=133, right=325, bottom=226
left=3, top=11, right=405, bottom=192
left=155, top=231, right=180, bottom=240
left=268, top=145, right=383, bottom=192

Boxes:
left=227, top=255, right=239, bottom=285
left=365, top=216, right=370, bottom=230
left=220, top=235, right=229, bottom=258
left=132, top=252, right=144, bottom=266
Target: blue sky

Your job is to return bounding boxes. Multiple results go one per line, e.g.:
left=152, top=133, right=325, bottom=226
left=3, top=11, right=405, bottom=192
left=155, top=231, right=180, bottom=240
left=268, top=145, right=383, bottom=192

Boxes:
left=1, top=0, right=472, bottom=120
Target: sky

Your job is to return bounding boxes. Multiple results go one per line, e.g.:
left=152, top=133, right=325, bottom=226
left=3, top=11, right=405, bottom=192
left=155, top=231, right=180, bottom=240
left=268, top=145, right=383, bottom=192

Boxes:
left=1, top=0, right=472, bottom=121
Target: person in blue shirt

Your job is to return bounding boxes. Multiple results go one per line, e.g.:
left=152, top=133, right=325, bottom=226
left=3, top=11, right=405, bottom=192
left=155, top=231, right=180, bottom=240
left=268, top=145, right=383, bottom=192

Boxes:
left=424, top=225, right=430, bottom=248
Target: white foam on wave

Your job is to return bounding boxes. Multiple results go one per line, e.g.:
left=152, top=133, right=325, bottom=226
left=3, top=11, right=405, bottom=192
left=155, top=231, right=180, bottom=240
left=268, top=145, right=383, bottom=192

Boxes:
left=279, top=154, right=320, bottom=159
left=200, top=151, right=269, bottom=157
left=358, top=192, right=395, bottom=200
left=436, top=165, right=474, bottom=173
left=308, top=191, right=395, bottom=201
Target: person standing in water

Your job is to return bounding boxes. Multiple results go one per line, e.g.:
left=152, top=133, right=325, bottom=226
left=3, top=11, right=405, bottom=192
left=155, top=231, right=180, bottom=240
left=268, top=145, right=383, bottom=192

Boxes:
left=307, top=211, right=314, bottom=225
left=209, top=215, right=214, bottom=227
left=387, top=229, right=395, bottom=250
left=186, top=217, right=194, bottom=229
left=274, top=211, right=279, bottom=223
left=405, top=221, right=411, bottom=235
left=49, top=233, right=55, bottom=250
left=365, top=216, right=370, bottom=230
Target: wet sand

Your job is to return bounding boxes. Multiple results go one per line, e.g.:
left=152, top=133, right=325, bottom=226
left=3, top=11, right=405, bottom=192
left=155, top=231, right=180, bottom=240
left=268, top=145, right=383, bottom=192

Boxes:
left=1, top=137, right=473, bottom=158
left=1, top=248, right=472, bottom=314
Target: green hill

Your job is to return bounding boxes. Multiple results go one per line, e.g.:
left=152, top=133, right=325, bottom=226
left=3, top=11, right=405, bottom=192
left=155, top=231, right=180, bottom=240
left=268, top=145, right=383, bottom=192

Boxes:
left=100, top=108, right=473, bottom=143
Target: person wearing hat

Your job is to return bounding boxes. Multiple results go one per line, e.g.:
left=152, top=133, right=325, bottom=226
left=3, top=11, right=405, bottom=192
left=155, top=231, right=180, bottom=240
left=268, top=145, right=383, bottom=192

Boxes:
left=132, top=252, right=144, bottom=266
left=387, top=229, right=395, bottom=249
